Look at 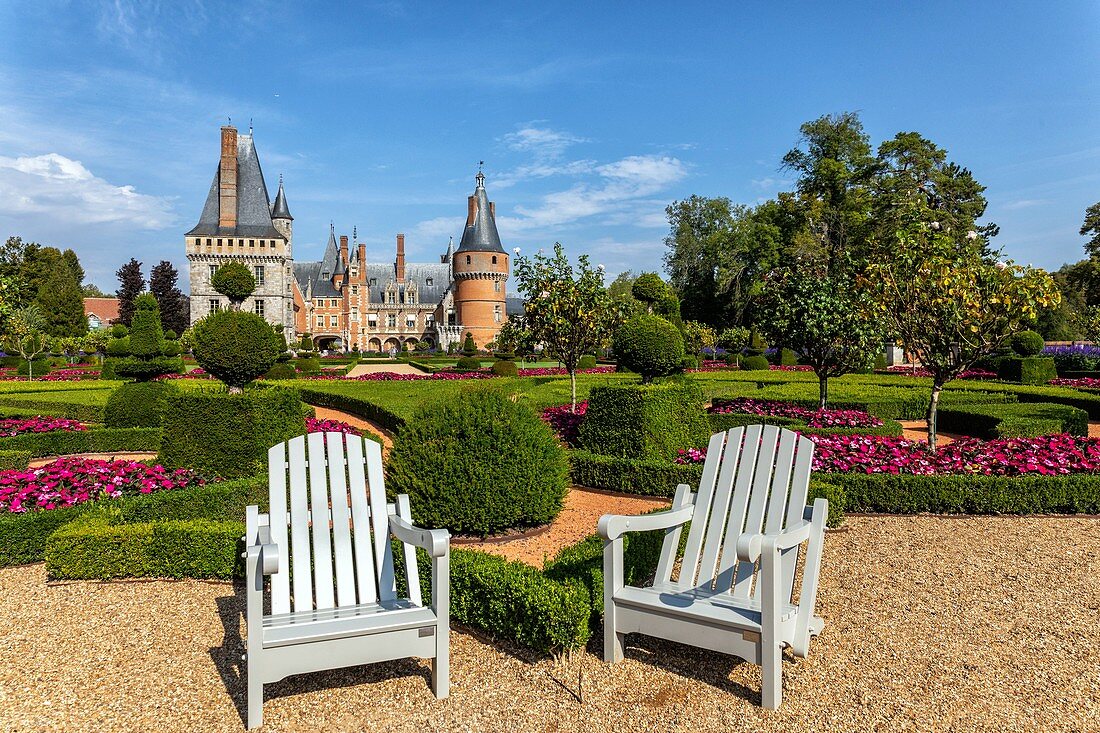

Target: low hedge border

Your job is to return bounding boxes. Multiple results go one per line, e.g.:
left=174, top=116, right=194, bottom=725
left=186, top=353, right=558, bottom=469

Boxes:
left=707, top=411, right=904, bottom=438
left=0, top=427, right=161, bottom=457
left=937, top=402, right=1088, bottom=439
left=0, top=394, right=109, bottom=422
left=728, top=386, right=1015, bottom=421
left=0, top=449, right=32, bottom=470
left=569, top=449, right=703, bottom=497
left=298, top=388, right=405, bottom=432
left=0, top=475, right=266, bottom=568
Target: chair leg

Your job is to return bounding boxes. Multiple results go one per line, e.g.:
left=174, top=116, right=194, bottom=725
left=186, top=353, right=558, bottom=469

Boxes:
left=432, top=629, right=450, bottom=699
left=603, top=615, right=624, bottom=663
left=760, top=639, right=783, bottom=710
left=246, top=666, right=264, bottom=729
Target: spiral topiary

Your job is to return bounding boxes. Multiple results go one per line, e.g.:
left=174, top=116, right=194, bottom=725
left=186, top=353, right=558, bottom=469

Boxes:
left=191, top=309, right=282, bottom=392
left=114, top=293, right=179, bottom=381
left=387, top=388, right=570, bottom=536
left=612, top=313, right=685, bottom=383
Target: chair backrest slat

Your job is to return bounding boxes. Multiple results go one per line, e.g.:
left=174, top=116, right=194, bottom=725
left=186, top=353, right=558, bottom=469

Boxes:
left=325, top=432, right=358, bottom=607
left=396, top=494, right=422, bottom=606
left=711, top=425, right=763, bottom=591
left=267, top=440, right=292, bottom=615
left=345, top=436, right=378, bottom=604
left=306, top=432, right=337, bottom=610
left=781, top=435, right=815, bottom=601
left=730, top=425, right=780, bottom=597
left=675, top=430, right=728, bottom=589
left=763, top=429, right=798, bottom=535
left=286, top=436, right=314, bottom=612
left=365, top=439, right=397, bottom=601
left=695, top=427, right=745, bottom=588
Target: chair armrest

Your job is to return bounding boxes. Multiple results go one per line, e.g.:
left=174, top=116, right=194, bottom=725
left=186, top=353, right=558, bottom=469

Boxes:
left=245, top=542, right=281, bottom=575
left=735, top=520, right=813, bottom=563
left=390, top=514, right=449, bottom=558
left=598, top=503, right=695, bottom=542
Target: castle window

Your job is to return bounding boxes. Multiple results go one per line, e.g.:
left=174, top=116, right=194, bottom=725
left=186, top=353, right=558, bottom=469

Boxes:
left=260, top=240, right=266, bottom=248
left=316, top=316, right=324, bottom=328
left=351, top=267, right=358, bottom=277
left=209, top=298, right=220, bottom=313
left=494, top=304, right=502, bottom=323
left=426, top=278, right=433, bottom=286
left=351, top=285, right=358, bottom=295
left=406, top=314, right=416, bottom=329
left=387, top=314, right=396, bottom=328
left=492, top=255, right=497, bottom=264
left=217, top=239, right=223, bottom=246
left=494, top=280, right=500, bottom=292
left=330, top=315, right=338, bottom=328
left=209, top=265, right=217, bottom=278
left=249, top=239, right=255, bottom=248
left=351, top=312, right=359, bottom=322
left=370, top=278, right=377, bottom=286
left=332, top=299, right=339, bottom=308
left=368, top=314, right=377, bottom=327
left=466, top=255, right=471, bottom=265
left=254, top=299, right=265, bottom=317
left=426, top=314, right=435, bottom=327
left=206, top=238, right=211, bottom=246
left=254, top=266, right=265, bottom=285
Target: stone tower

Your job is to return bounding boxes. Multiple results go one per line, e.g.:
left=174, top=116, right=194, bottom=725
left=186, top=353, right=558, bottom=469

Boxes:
left=185, top=125, right=296, bottom=336
left=452, top=171, right=508, bottom=349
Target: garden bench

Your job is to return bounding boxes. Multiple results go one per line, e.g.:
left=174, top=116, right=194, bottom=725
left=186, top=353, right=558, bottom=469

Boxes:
left=598, top=425, right=828, bottom=708
left=243, top=431, right=450, bottom=729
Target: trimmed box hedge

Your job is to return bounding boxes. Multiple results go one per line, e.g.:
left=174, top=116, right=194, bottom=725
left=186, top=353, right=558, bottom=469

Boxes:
left=578, top=380, right=710, bottom=460
left=0, top=427, right=161, bottom=457
left=298, top=387, right=405, bottom=432
left=997, top=356, right=1057, bottom=385
left=0, top=449, right=31, bottom=470
left=707, top=411, right=904, bottom=438
left=160, top=387, right=303, bottom=478
left=0, top=475, right=266, bottom=567
left=937, top=402, right=1088, bottom=439
left=570, top=449, right=703, bottom=497
left=0, top=389, right=114, bottom=422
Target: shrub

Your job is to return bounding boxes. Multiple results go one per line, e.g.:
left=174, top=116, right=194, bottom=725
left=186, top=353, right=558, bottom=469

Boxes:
left=807, top=481, right=845, bottom=528
left=1010, top=330, right=1045, bottom=357
left=612, top=314, right=684, bottom=383
left=387, top=388, right=570, bottom=536
left=264, top=362, right=297, bottom=380
left=569, top=449, right=703, bottom=496
left=104, top=381, right=178, bottom=428
left=110, top=324, right=129, bottom=338
left=461, top=332, right=477, bottom=356
left=191, top=309, right=282, bottom=390
left=455, top=356, right=481, bottom=371
left=298, top=388, right=405, bottom=432
left=159, top=387, right=302, bottom=478
left=874, top=352, right=888, bottom=370
left=681, top=356, right=699, bottom=370
left=936, top=401, right=1088, bottom=438
left=0, top=427, right=159, bottom=457
left=0, top=450, right=31, bottom=470
left=577, top=381, right=710, bottom=461
left=210, top=261, right=256, bottom=305
left=296, top=357, right=321, bottom=375
left=997, top=356, right=1057, bottom=385
left=16, top=359, right=51, bottom=377
left=105, top=336, right=130, bottom=357
left=161, top=340, right=181, bottom=358
left=740, top=354, right=770, bottom=371
left=491, top=359, right=518, bottom=377
left=631, top=273, right=667, bottom=304
left=577, top=354, right=598, bottom=370
left=127, top=294, right=164, bottom=358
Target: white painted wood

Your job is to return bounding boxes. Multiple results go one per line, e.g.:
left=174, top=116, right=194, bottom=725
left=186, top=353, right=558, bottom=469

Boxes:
left=598, top=425, right=828, bottom=711
left=286, top=435, right=313, bottom=612
left=245, top=432, right=451, bottom=728
left=306, top=432, right=336, bottom=610
left=325, top=432, right=358, bottom=607
left=267, top=441, right=291, bottom=615
left=345, top=436, right=378, bottom=604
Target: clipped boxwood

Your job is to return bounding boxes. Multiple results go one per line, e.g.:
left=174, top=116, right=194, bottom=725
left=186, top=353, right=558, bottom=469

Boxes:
left=707, top=411, right=904, bottom=438
left=1010, top=330, right=1045, bottom=357
left=613, top=314, right=684, bottom=382
left=388, top=388, right=569, bottom=536
left=491, top=359, right=518, bottom=377
left=577, top=354, right=598, bottom=370
left=0, top=449, right=31, bottom=470
left=159, top=387, right=302, bottom=478
left=807, top=481, right=845, bottom=528
left=16, top=359, right=52, bottom=378
left=264, top=362, right=297, bottom=380
left=997, top=356, right=1057, bottom=385
left=569, top=449, right=703, bottom=497
left=937, top=401, right=1088, bottom=438
left=298, top=388, right=404, bottom=432
left=455, top=356, right=481, bottom=371
left=577, top=380, right=710, bottom=461
left=104, top=381, right=178, bottom=428
left=0, top=426, right=160, bottom=458
left=296, top=357, right=321, bottom=375
left=740, top=354, right=770, bottom=371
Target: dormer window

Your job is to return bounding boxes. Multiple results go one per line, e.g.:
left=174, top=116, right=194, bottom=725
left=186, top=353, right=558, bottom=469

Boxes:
left=426, top=278, right=433, bottom=286
left=322, top=272, right=330, bottom=280
left=369, top=278, right=377, bottom=286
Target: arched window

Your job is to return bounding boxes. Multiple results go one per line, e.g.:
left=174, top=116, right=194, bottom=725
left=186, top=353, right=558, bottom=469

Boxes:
left=492, top=255, right=497, bottom=265
left=466, top=255, right=471, bottom=265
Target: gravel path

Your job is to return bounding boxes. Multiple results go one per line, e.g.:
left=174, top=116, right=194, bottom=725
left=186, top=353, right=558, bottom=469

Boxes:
left=2, top=515, right=1097, bottom=732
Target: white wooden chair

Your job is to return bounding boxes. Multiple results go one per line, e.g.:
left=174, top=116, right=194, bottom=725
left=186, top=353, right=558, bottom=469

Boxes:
left=598, top=425, right=828, bottom=708
left=243, top=432, right=450, bottom=729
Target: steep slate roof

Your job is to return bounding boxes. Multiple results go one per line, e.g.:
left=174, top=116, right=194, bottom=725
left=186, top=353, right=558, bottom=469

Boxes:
left=456, top=172, right=504, bottom=254
left=292, top=261, right=340, bottom=299
left=293, top=250, right=452, bottom=307
left=271, top=180, right=292, bottom=220
left=319, top=227, right=341, bottom=278
left=186, top=134, right=283, bottom=239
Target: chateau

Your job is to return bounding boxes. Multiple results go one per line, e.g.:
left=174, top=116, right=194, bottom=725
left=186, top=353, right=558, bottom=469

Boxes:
left=185, top=125, right=509, bottom=351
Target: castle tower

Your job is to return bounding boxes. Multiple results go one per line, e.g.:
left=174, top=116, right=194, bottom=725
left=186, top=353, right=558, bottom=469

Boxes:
left=452, top=171, right=508, bottom=349
left=185, top=124, right=296, bottom=337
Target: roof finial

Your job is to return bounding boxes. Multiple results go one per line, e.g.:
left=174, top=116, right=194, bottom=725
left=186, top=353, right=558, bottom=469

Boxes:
left=476, top=161, right=485, bottom=188
left=249, top=117, right=253, bottom=134
left=228, top=115, right=232, bottom=126
left=278, top=173, right=283, bottom=186
left=353, top=225, right=357, bottom=242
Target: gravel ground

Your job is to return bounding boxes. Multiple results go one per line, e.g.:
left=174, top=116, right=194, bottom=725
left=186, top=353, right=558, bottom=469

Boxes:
left=2, top=515, right=1098, bottom=732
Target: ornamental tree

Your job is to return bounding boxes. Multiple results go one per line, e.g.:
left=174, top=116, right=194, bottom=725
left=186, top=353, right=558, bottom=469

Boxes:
left=862, top=224, right=1061, bottom=450
left=755, top=266, right=883, bottom=408
left=513, top=243, right=623, bottom=411
left=210, top=262, right=256, bottom=310
left=191, top=309, right=282, bottom=393
left=114, top=293, right=179, bottom=381
left=681, top=320, right=719, bottom=361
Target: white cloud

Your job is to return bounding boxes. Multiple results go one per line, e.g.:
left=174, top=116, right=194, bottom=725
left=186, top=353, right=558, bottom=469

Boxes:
left=502, top=127, right=589, bottom=159
left=751, top=176, right=792, bottom=190
left=1002, top=198, right=1047, bottom=211
left=0, top=153, right=175, bottom=228
left=493, top=126, right=594, bottom=188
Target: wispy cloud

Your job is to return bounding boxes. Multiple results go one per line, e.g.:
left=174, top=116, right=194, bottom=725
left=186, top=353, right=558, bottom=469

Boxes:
left=1001, top=198, right=1047, bottom=210
left=751, top=176, right=793, bottom=190
left=493, top=125, right=595, bottom=188
left=0, top=153, right=176, bottom=228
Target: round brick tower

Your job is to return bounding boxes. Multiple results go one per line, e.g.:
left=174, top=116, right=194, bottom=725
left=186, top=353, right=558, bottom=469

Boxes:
left=452, top=171, right=508, bottom=349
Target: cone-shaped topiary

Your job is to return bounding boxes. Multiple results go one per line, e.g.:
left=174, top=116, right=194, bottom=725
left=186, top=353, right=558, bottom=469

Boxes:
left=612, top=314, right=685, bottom=383
left=210, top=261, right=256, bottom=308
left=388, top=387, right=570, bottom=536
left=191, top=309, right=282, bottom=392
left=461, top=331, right=477, bottom=356
left=114, top=293, right=179, bottom=381
left=104, top=380, right=178, bottom=428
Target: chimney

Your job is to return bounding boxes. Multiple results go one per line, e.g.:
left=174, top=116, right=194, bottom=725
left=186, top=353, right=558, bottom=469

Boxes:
left=340, top=235, right=349, bottom=265
left=489, top=201, right=495, bottom=218
left=396, top=234, right=406, bottom=281
left=357, top=242, right=366, bottom=275
left=467, top=195, right=477, bottom=226
left=218, top=126, right=238, bottom=229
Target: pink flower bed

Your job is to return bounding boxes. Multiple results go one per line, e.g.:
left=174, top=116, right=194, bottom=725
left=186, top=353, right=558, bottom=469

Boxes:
left=676, top=433, right=1100, bottom=476
left=41, top=368, right=101, bottom=381
left=885, top=366, right=997, bottom=380
left=305, top=417, right=361, bottom=436
left=541, top=401, right=588, bottom=446
left=0, top=458, right=213, bottom=514
left=297, top=366, right=616, bottom=381
left=769, top=365, right=814, bottom=372
left=0, top=416, right=86, bottom=438
left=708, top=398, right=883, bottom=428
left=1050, top=378, right=1100, bottom=389
left=157, top=368, right=208, bottom=380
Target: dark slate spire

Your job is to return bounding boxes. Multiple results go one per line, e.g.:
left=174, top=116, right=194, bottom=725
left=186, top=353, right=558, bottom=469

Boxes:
left=320, top=224, right=340, bottom=277
left=186, top=131, right=282, bottom=238
left=272, top=175, right=292, bottom=220
left=456, top=171, right=504, bottom=253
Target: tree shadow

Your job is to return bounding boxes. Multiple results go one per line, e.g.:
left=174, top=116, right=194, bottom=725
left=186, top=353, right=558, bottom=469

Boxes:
left=209, top=581, right=434, bottom=727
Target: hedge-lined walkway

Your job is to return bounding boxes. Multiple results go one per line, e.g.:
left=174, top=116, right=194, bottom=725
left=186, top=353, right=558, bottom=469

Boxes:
left=2, top=515, right=1097, bottom=732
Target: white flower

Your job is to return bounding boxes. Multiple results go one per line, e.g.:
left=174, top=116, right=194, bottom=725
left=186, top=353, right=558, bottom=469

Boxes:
left=513, top=247, right=521, bottom=255
left=995, top=261, right=1008, bottom=270
left=966, top=230, right=978, bottom=240
left=930, top=221, right=941, bottom=231
left=597, top=264, right=605, bottom=271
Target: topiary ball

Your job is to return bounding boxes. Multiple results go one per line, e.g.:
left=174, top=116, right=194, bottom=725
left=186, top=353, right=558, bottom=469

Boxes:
left=110, top=324, right=129, bottom=338
left=387, top=388, right=570, bottom=536
left=740, top=354, right=770, bottom=371
left=210, top=262, right=256, bottom=306
left=577, top=354, right=598, bottom=370
left=612, top=314, right=685, bottom=383
left=491, top=359, right=518, bottom=377
left=191, top=309, right=282, bottom=390
left=1010, top=330, right=1044, bottom=357
left=264, top=362, right=297, bottom=380
left=104, top=380, right=178, bottom=428
left=631, top=272, right=667, bottom=304
left=105, top=336, right=130, bottom=357
left=455, top=356, right=481, bottom=371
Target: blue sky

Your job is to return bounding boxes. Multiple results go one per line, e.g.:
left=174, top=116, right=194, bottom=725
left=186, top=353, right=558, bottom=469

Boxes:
left=0, top=1, right=1097, bottom=292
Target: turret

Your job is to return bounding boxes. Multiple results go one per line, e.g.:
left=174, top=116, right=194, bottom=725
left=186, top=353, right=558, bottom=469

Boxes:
left=272, top=175, right=293, bottom=243
left=452, top=170, right=508, bottom=349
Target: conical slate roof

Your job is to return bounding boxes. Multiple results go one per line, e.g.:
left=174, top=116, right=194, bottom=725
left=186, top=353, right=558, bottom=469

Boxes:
left=272, top=179, right=292, bottom=220
left=186, top=133, right=282, bottom=239
left=456, top=171, right=504, bottom=253
left=320, top=226, right=340, bottom=277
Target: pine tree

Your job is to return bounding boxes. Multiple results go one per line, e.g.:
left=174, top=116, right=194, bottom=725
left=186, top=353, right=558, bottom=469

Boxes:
left=115, top=258, right=145, bottom=326
left=36, top=265, right=88, bottom=337
left=149, top=260, right=189, bottom=334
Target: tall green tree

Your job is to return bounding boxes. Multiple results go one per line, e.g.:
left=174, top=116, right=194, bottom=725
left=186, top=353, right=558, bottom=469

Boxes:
left=149, top=260, right=190, bottom=334
left=513, top=243, right=622, bottom=411
left=1081, top=201, right=1100, bottom=259
left=36, top=264, right=87, bottom=337
left=115, top=258, right=145, bottom=326
left=862, top=224, right=1061, bottom=451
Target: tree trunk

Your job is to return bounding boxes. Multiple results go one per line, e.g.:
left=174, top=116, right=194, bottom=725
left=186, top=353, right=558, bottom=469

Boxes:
left=926, top=383, right=943, bottom=452
left=570, top=370, right=578, bottom=413
left=818, top=375, right=828, bottom=410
